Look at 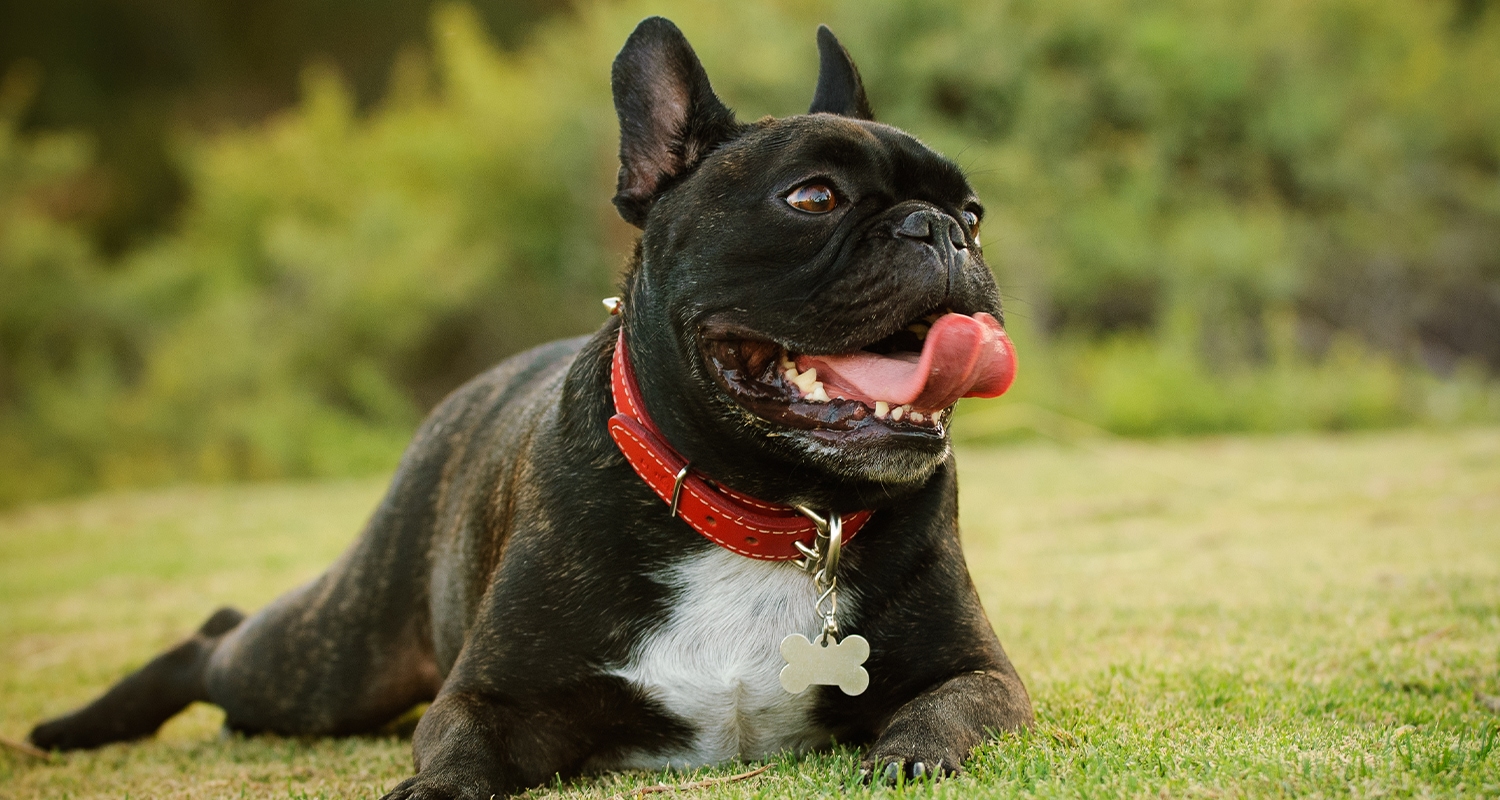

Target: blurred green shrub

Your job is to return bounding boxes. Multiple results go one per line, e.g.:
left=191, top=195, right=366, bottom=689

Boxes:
left=0, top=0, right=569, bottom=252
left=2, top=0, right=1499, bottom=506
left=1, top=72, right=125, bottom=504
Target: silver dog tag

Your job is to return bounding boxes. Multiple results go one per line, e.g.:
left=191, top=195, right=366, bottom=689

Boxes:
left=779, top=632, right=869, bottom=696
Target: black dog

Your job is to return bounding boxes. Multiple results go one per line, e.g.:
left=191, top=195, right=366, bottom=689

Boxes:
left=30, top=18, right=1034, bottom=798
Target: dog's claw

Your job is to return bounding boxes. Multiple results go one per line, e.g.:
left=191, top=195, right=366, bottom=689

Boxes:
left=863, top=754, right=954, bottom=786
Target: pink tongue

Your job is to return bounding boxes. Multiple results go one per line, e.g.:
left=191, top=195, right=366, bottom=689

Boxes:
left=798, top=312, right=1017, bottom=413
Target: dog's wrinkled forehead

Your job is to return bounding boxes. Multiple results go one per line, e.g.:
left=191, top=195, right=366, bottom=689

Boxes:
left=700, top=116, right=974, bottom=208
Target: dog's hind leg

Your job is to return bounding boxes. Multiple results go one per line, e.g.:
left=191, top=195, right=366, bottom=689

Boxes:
left=198, top=563, right=443, bottom=739
left=28, top=606, right=246, bottom=751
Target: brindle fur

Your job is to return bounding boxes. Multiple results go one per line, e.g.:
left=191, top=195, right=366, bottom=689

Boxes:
left=30, top=18, right=1034, bottom=799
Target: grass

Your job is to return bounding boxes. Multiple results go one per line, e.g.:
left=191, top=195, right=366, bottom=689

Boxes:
left=2, top=428, right=1498, bottom=798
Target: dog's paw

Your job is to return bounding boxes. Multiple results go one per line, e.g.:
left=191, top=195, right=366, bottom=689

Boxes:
left=380, top=776, right=486, bottom=800
left=28, top=718, right=71, bottom=752
left=28, top=714, right=104, bottom=752
left=859, top=753, right=960, bottom=786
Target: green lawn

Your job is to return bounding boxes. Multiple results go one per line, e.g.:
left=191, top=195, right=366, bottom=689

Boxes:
left=2, top=429, right=1498, bottom=798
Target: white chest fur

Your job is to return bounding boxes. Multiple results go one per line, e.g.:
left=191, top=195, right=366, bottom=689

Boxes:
left=605, top=548, right=842, bottom=769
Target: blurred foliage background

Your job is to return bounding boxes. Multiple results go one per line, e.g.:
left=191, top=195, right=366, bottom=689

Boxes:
left=2, top=0, right=1499, bottom=507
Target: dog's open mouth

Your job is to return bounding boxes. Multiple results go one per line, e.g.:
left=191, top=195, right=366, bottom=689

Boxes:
left=700, top=310, right=1015, bottom=434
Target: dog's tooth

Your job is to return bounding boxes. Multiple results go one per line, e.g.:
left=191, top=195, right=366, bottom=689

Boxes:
left=784, top=367, right=799, bottom=384
left=874, top=401, right=889, bottom=419
left=910, top=411, right=925, bottom=423
left=891, top=405, right=905, bottom=421
left=792, top=367, right=818, bottom=394
left=907, top=323, right=930, bottom=340
left=808, top=383, right=830, bottom=403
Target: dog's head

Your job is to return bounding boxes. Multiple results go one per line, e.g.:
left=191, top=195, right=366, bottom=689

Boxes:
left=612, top=18, right=1012, bottom=509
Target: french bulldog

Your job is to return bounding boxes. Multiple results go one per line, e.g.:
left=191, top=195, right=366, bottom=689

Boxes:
left=29, top=17, right=1035, bottom=798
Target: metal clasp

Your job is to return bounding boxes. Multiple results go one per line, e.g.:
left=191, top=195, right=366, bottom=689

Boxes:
left=793, top=505, right=841, bottom=576
left=794, top=505, right=844, bottom=641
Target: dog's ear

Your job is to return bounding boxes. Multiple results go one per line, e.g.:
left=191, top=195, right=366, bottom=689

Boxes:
left=611, top=17, right=738, bottom=228
left=808, top=25, right=873, bottom=120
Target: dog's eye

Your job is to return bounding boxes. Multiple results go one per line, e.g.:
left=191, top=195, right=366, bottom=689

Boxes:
left=962, top=209, right=981, bottom=238
left=787, top=184, right=837, bottom=214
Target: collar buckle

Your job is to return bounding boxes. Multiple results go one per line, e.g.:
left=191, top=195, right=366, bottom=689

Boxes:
left=667, top=464, right=691, bottom=518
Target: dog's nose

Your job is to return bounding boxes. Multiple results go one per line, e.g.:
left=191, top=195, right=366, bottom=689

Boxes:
left=895, top=209, right=966, bottom=251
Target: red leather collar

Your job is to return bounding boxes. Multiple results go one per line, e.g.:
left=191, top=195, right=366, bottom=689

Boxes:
left=607, top=329, right=871, bottom=560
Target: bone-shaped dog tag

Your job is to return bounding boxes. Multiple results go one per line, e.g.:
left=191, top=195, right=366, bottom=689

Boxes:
left=779, top=633, right=870, bottom=696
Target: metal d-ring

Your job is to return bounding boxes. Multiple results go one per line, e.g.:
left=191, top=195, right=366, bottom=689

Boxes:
left=796, top=505, right=828, bottom=530
left=668, top=464, right=690, bottom=518
left=821, top=513, right=842, bottom=577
